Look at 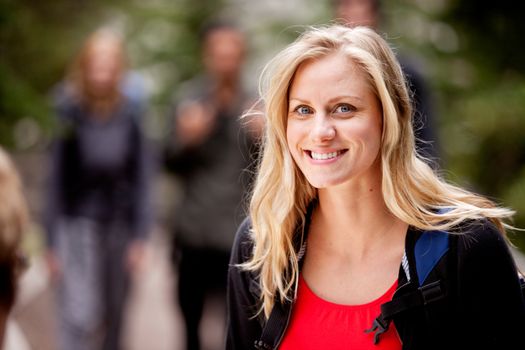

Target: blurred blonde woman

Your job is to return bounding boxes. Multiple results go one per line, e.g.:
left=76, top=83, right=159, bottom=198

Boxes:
left=226, top=25, right=525, bottom=350
left=45, top=29, right=152, bottom=350
left=0, top=147, right=28, bottom=346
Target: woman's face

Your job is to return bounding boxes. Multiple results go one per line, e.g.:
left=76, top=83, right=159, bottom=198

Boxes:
left=84, top=40, right=122, bottom=97
left=286, top=52, right=383, bottom=189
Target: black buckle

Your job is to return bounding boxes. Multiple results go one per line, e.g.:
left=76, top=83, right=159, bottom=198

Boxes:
left=254, top=340, right=272, bottom=350
left=419, top=280, right=444, bottom=305
left=364, top=316, right=389, bottom=344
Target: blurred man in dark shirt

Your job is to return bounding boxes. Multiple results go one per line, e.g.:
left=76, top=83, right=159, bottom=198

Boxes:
left=164, top=22, right=260, bottom=350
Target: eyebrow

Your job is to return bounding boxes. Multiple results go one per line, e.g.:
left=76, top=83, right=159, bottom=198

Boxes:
left=288, top=95, right=364, bottom=105
left=288, top=98, right=309, bottom=105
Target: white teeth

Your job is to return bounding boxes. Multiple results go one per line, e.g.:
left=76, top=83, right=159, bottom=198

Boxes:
left=311, top=151, right=339, bottom=160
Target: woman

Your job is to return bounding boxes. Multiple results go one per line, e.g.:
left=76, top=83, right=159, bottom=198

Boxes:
left=226, top=25, right=525, bottom=349
left=45, top=29, right=152, bottom=350
left=0, top=147, right=29, bottom=346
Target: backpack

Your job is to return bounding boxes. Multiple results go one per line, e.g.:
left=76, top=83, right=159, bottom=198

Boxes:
left=255, top=229, right=525, bottom=349
left=365, top=230, right=450, bottom=343
left=366, top=229, right=525, bottom=344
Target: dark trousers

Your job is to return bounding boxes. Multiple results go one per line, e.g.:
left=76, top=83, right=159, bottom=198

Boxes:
left=176, top=245, right=230, bottom=350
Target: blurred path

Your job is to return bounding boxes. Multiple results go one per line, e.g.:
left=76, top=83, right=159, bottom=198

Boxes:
left=124, top=226, right=224, bottom=350
left=122, top=227, right=183, bottom=350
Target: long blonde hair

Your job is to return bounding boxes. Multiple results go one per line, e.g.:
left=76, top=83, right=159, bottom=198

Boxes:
left=0, top=146, right=28, bottom=312
left=243, top=25, right=514, bottom=318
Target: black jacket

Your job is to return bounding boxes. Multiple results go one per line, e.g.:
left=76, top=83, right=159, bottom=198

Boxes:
left=226, top=216, right=525, bottom=349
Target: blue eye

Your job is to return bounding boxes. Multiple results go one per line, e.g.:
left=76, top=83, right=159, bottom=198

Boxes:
left=334, top=104, right=353, bottom=113
left=295, top=105, right=313, bottom=115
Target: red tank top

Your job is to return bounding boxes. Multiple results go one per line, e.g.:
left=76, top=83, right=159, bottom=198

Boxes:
left=279, top=276, right=402, bottom=349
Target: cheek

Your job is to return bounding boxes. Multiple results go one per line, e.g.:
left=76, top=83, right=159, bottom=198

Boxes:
left=346, top=120, right=376, bottom=139
left=286, top=121, right=301, bottom=159
left=366, top=123, right=383, bottom=158
left=347, top=120, right=382, bottom=156
left=285, top=120, right=294, bottom=149
left=362, top=123, right=382, bottom=145
left=286, top=121, right=300, bottom=144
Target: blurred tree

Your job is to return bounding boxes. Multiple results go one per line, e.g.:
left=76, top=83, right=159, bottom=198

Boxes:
left=1, top=0, right=524, bottom=250
left=1, top=0, right=113, bottom=148
left=378, top=0, right=525, bottom=248
left=0, top=0, right=225, bottom=147
left=447, top=0, right=525, bottom=75
left=439, top=0, right=525, bottom=247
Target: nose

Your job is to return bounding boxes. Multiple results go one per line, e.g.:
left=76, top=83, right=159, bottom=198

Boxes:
left=310, top=114, right=336, bottom=143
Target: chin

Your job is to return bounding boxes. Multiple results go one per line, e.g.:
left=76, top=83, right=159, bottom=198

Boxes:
left=305, top=175, right=347, bottom=189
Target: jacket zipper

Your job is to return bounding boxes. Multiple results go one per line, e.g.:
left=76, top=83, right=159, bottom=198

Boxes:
left=273, top=299, right=294, bottom=349
left=273, top=236, right=306, bottom=348
left=273, top=267, right=301, bottom=349
left=390, top=280, right=411, bottom=347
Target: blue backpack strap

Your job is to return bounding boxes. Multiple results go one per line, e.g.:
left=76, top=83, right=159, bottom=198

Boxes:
left=366, top=229, right=450, bottom=344
left=414, top=230, right=450, bottom=285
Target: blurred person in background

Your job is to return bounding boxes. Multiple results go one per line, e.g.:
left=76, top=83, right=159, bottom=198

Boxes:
left=44, top=28, right=153, bottom=350
left=164, top=21, right=260, bottom=350
left=0, top=146, right=29, bottom=347
left=333, top=0, right=439, bottom=164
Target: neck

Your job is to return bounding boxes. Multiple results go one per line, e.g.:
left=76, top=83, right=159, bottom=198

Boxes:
left=311, top=179, right=406, bottom=261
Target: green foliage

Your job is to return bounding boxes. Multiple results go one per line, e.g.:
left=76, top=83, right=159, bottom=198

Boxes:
left=0, top=0, right=114, bottom=148
left=0, top=64, right=52, bottom=146
left=1, top=0, right=524, bottom=248
left=380, top=0, right=525, bottom=249
left=0, top=0, right=225, bottom=147
left=442, top=80, right=525, bottom=247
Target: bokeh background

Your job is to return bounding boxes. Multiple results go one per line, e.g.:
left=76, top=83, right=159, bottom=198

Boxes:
left=1, top=0, right=525, bottom=349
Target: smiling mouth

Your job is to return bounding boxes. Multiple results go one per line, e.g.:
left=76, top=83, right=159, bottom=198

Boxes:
left=307, top=150, right=347, bottom=160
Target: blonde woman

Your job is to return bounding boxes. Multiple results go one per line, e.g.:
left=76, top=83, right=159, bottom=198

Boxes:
left=0, top=147, right=29, bottom=345
left=226, top=25, right=525, bottom=350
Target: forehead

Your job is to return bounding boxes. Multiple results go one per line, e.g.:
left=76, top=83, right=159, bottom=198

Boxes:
left=289, top=52, right=373, bottom=100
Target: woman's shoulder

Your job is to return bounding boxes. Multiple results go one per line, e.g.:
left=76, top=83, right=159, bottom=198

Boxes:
left=452, top=218, right=516, bottom=268
left=231, top=217, right=254, bottom=264
left=454, top=218, right=506, bottom=250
